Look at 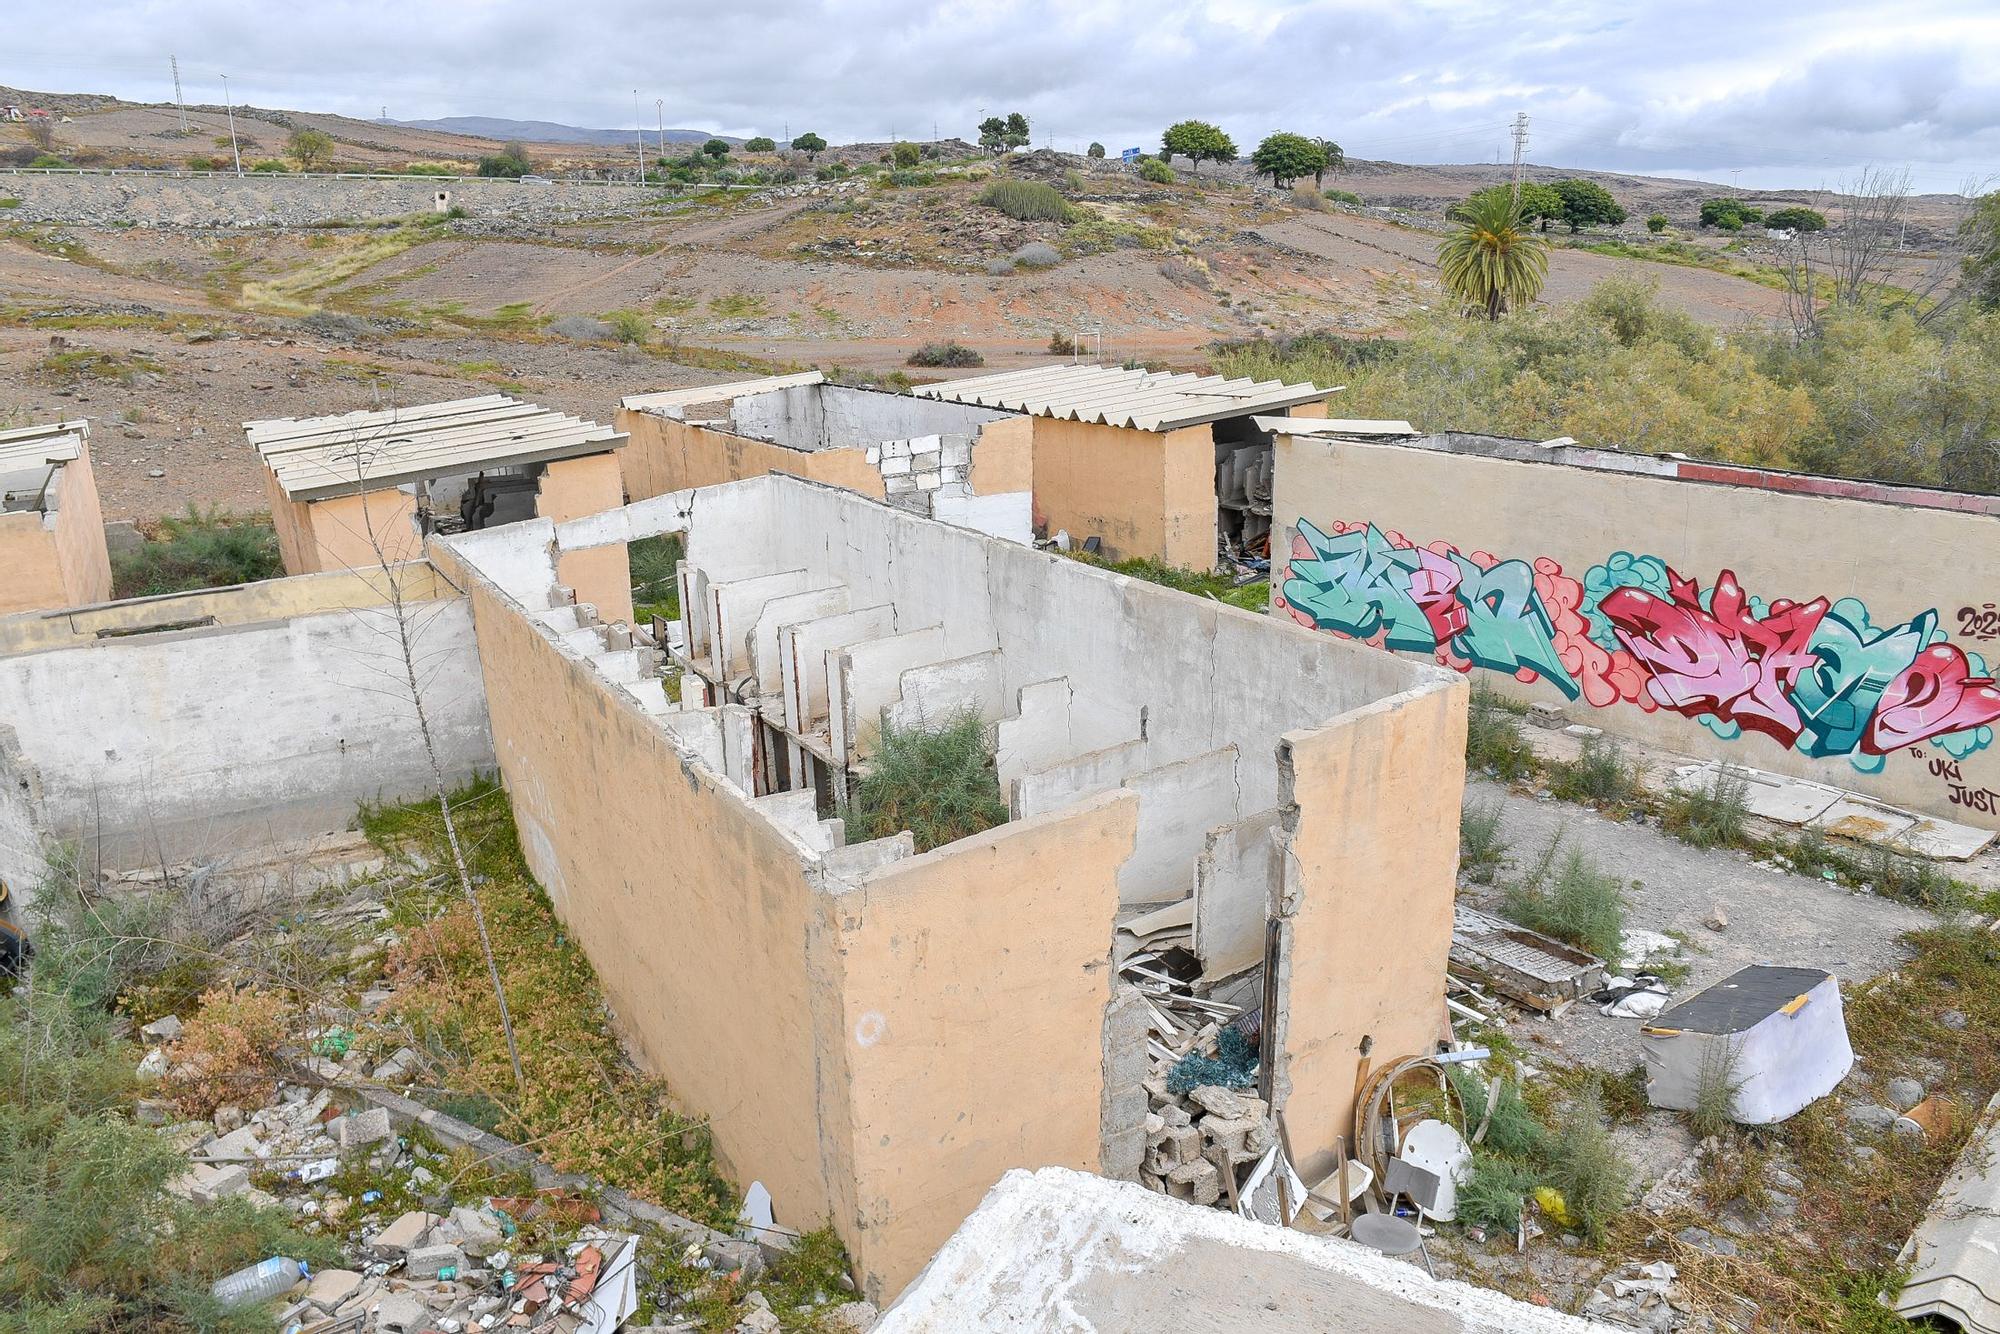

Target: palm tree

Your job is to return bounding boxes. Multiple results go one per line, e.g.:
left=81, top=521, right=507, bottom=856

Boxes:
left=1438, top=189, right=1550, bottom=320
left=1312, top=138, right=1344, bottom=191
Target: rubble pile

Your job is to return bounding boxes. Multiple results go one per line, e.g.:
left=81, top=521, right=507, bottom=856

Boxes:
left=1139, top=1080, right=1277, bottom=1206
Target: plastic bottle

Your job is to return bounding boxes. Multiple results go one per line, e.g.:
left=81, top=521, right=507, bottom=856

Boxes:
left=211, top=1257, right=307, bottom=1308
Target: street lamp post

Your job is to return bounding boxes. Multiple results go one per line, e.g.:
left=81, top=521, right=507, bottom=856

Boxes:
left=221, top=74, right=243, bottom=178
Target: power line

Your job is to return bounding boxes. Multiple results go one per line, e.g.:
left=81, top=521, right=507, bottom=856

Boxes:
left=1509, top=111, right=1529, bottom=201
left=170, top=55, right=186, bottom=132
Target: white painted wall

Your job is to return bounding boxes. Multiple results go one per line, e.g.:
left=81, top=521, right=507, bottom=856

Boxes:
left=0, top=601, right=494, bottom=874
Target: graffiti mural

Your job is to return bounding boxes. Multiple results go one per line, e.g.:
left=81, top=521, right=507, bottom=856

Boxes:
left=1278, top=519, right=2000, bottom=774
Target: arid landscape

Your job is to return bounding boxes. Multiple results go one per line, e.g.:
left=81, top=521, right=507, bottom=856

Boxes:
left=4, top=86, right=1971, bottom=523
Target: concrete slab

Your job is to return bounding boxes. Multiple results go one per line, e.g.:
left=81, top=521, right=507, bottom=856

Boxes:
left=1809, top=795, right=1918, bottom=844
left=1901, top=816, right=1998, bottom=862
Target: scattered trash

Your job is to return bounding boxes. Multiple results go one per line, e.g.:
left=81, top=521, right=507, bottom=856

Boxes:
left=1450, top=907, right=1605, bottom=1013
left=1534, top=1186, right=1574, bottom=1228
left=311, top=1027, right=355, bottom=1059
left=293, top=1157, right=338, bottom=1184
left=211, top=1256, right=308, bottom=1309
left=1617, top=929, right=1680, bottom=973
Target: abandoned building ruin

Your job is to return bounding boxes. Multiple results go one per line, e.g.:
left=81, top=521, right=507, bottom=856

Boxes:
left=615, top=372, right=1034, bottom=541
left=426, top=472, right=1466, bottom=1298
left=249, top=395, right=632, bottom=619
left=911, top=362, right=1332, bottom=567
left=0, top=419, right=111, bottom=616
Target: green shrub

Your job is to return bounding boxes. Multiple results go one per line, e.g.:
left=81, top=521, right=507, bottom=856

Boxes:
left=1688, top=1038, right=1744, bottom=1139
left=1136, top=156, right=1175, bottom=184
left=892, top=142, right=920, bottom=169
left=1324, top=188, right=1362, bottom=207
left=1504, top=830, right=1624, bottom=962
left=744, top=136, right=777, bottom=153
left=401, top=162, right=456, bottom=176
left=1544, top=1089, right=1634, bottom=1243
left=1459, top=798, right=1509, bottom=884
left=1448, top=1068, right=1549, bottom=1161
left=906, top=341, right=984, bottom=368
left=630, top=532, right=684, bottom=623
left=843, top=715, right=1008, bottom=852
left=1456, top=1153, right=1541, bottom=1233
left=603, top=308, right=651, bottom=345
left=28, top=154, right=67, bottom=169
left=978, top=179, right=1075, bottom=222
left=1465, top=682, right=1537, bottom=779
left=478, top=141, right=534, bottom=179
left=248, top=159, right=290, bottom=173
left=1549, top=734, right=1641, bottom=807
left=1765, top=206, right=1827, bottom=233
left=0, top=198, right=18, bottom=209
left=111, top=508, right=283, bottom=599
left=1867, top=844, right=1968, bottom=914
left=183, top=155, right=217, bottom=172
left=1661, top=763, right=1751, bottom=848
left=1646, top=213, right=1669, bottom=233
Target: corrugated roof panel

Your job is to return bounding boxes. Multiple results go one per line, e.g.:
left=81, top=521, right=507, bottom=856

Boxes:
left=914, top=363, right=1328, bottom=432
left=0, top=420, right=88, bottom=473
left=620, top=371, right=826, bottom=413
left=246, top=397, right=624, bottom=502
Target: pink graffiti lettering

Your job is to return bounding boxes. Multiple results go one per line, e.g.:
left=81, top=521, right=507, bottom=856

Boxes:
left=1599, top=569, right=1828, bottom=746
left=1410, top=548, right=1467, bottom=643
left=1862, top=643, right=2000, bottom=754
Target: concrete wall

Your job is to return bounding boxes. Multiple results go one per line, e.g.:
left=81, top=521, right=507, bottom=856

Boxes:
left=0, top=450, right=111, bottom=615
left=1028, top=418, right=1214, bottom=567
left=1272, top=433, right=2000, bottom=828
left=0, top=566, right=493, bottom=888
left=617, top=411, right=886, bottom=504
left=1272, top=680, right=1467, bottom=1184
left=731, top=384, right=1016, bottom=452
left=273, top=487, right=424, bottom=576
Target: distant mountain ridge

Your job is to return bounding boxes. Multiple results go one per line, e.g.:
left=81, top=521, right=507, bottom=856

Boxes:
left=388, top=115, right=742, bottom=148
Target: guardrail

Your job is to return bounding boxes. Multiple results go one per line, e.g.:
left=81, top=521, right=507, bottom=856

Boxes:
left=0, top=166, right=762, bottom=189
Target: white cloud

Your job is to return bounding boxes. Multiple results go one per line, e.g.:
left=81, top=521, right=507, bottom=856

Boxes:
left=7, top=0, right=1997, bottom=190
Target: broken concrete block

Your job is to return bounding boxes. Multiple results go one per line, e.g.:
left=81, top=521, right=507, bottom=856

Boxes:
left=449, top=1205, right=505, bottom=1257
left=1157, top=1102, right=1191, bottom=1128
left=704, top=1237, right=767, bottom=1279
left=878, top=455, right=912, bottom=477
left=1167, top=1157, right=1221, bottom=1206
left=1186, top=1085, right=1259, bottom=1120
left=370, top=1210, right=437, bottom=1257
left=1197, top=1114, right=1259, bottom=1155
left=140, top=1014, right=184, bottom=1043
left=136, top=1098, right=174, bottom=1126
left=207, top=1124, right=263, bottom=1160
left=137, top=1048, right=168, bottom=1080
left=1157, top=1123, right=1201, bottom=1166
left=336, top=1106, right=394, bottom=1150
left=405, top=1243, right=464, bottom=1280
left=212, top=1104, right=244, bottom=1133
left=305, top=1268, right=363, bottom=1311
left=825, top=1301, right=878, bottom=1332
left=1562, top=723, right=1603, bottom=740
left=1527, top=702, right=1566, bottom=729
left=373, top=1292, right=427, bottom=1334
left=192, top=1164, right=250, bottom=1202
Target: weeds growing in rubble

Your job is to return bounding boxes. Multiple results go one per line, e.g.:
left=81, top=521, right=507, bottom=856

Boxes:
left=1455, top=1154, right=1541, bottom=1234
left=111, top=507, right=284, bottom=599
left=1548, top=734, right=1642, bottom=808
left=1502, top=829, right=1625, bottom=963
left=629, top=532, right=685, bottom=625
left=1463, top=682, right=1537, bottom=780
left=1687, top=1038, right=1746, bottom=1140
left=1542, top=1089, right=1633, bottom=1245
left=1458, top=798, right=1510, bottom=884
left=360, top=778, right=742, bottom=1228
left=1661, top=763, right=1753, bottom=850
left=842, top=714, right=1008, bottom=853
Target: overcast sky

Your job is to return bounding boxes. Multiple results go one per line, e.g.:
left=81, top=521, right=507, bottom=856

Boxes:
left=9, top=1, right=1999, bottom=191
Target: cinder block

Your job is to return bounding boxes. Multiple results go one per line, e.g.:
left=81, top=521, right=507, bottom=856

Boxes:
left=941, top=439, right=972, bottom=466
left=910, top=435, right=942, bottom=454
left=879, top=456, right=912, bottom=477
left=1199, top=1114, right=1260, bottom=1155
left=1528, top=702, right=1566, bottom=729
left=1159, top=1123, right=1201, bottom=1165
left=880, top=439, right=910, bottom=458
left=915, top=473, right=941, bottom=491
left=1168, top=1157, right=1221, bottom=1206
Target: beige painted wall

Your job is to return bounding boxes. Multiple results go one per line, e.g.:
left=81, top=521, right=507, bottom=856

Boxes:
left=1272, top=435, right=2000, bottom=828
left=818, top=790, right=1136, bottom=1299
left=535, top=453, right=632, bottom=622
left=617, top=411, right=888, bottom=502
left=50, top=445, right=110, bottom=607
left=1275, top=678, right=1466, bottom=1182
left=1028, top=418, right=1217, bottom=566
left=0, top=451, right=111, bottom=615
left=965, top=416, right=1034, bottom=497
left=293, top=489, right=423, bottom=575
left=459, top=572, right=835, bottom=1217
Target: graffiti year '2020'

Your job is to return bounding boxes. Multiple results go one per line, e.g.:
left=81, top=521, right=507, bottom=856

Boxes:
left=1278, top=519, right=2000, bottom=775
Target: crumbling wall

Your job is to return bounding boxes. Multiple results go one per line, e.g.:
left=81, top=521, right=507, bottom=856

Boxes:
left=1272, top=432, right=2000, bottom=829
left=615, top=411, right=885, bottom=504
left=1269, top=678, right=1468, bottom=1184
left=0, top=510, right=69, bottom=617
left=48, top=448, right=111, bottom=607
left=0, top=571, right=493, bottom=874
left=731, top=385, right=1014, bottom=453
left=818, top=791, right=1136, bottom=1301
left=534, top=452, right=632, bottom=623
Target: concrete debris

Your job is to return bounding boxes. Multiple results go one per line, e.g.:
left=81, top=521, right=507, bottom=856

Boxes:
left=305, top=1268, right=364, bottom=1311
left=370, top=1210, right=438, bottom=1257
left=406, top=1243, right=465, bottom=1280
left=137, top=1047, right=169, bottom=1079
left=338, top=1106, right=396, bottom=1150
left=140, top=1014, right=184, bottom=1042
left=1583, top=1259, right=1682, bottom=1331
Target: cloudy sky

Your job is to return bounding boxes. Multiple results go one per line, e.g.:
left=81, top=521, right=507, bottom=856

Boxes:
left=10, top=0, right=1999, bottom=190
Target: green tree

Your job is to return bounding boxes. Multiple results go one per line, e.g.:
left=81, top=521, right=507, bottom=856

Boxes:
left=1764, top=206, right=1827, bottom=232
left=1161, top=119, right=1237, bottom=174
left=478, top=140, right=534, bottom=178
left=1963, top=192, right=2000, bottom=310
left=701, top=138, right=730, bottom=165
left=892, top=141, right=920, bottom=169
left=1437, top=189, right=1550, bottom=320
left=790, top=132, right=826, bottom=161
left=1459, top=183, right=1562, bottom=231
left=744, top=136, right=776, bottom=153
left=286, top=127, right=334, bottom=171
left=1251, top=132, right=1324, bottom=189
left=1552, top=178, right=1626, bottom=233
left=977, top=116, right=1007, bottom=153
left=1311, top=137, right=1344, bottom=190
left=1646, top=213, right=1669, bottom=233
left=1087, top=141, right=1106, bottom=159
left=1004, top=112, right=1031, bottom=150
left=1699, top=198, right=1761, bottom=230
